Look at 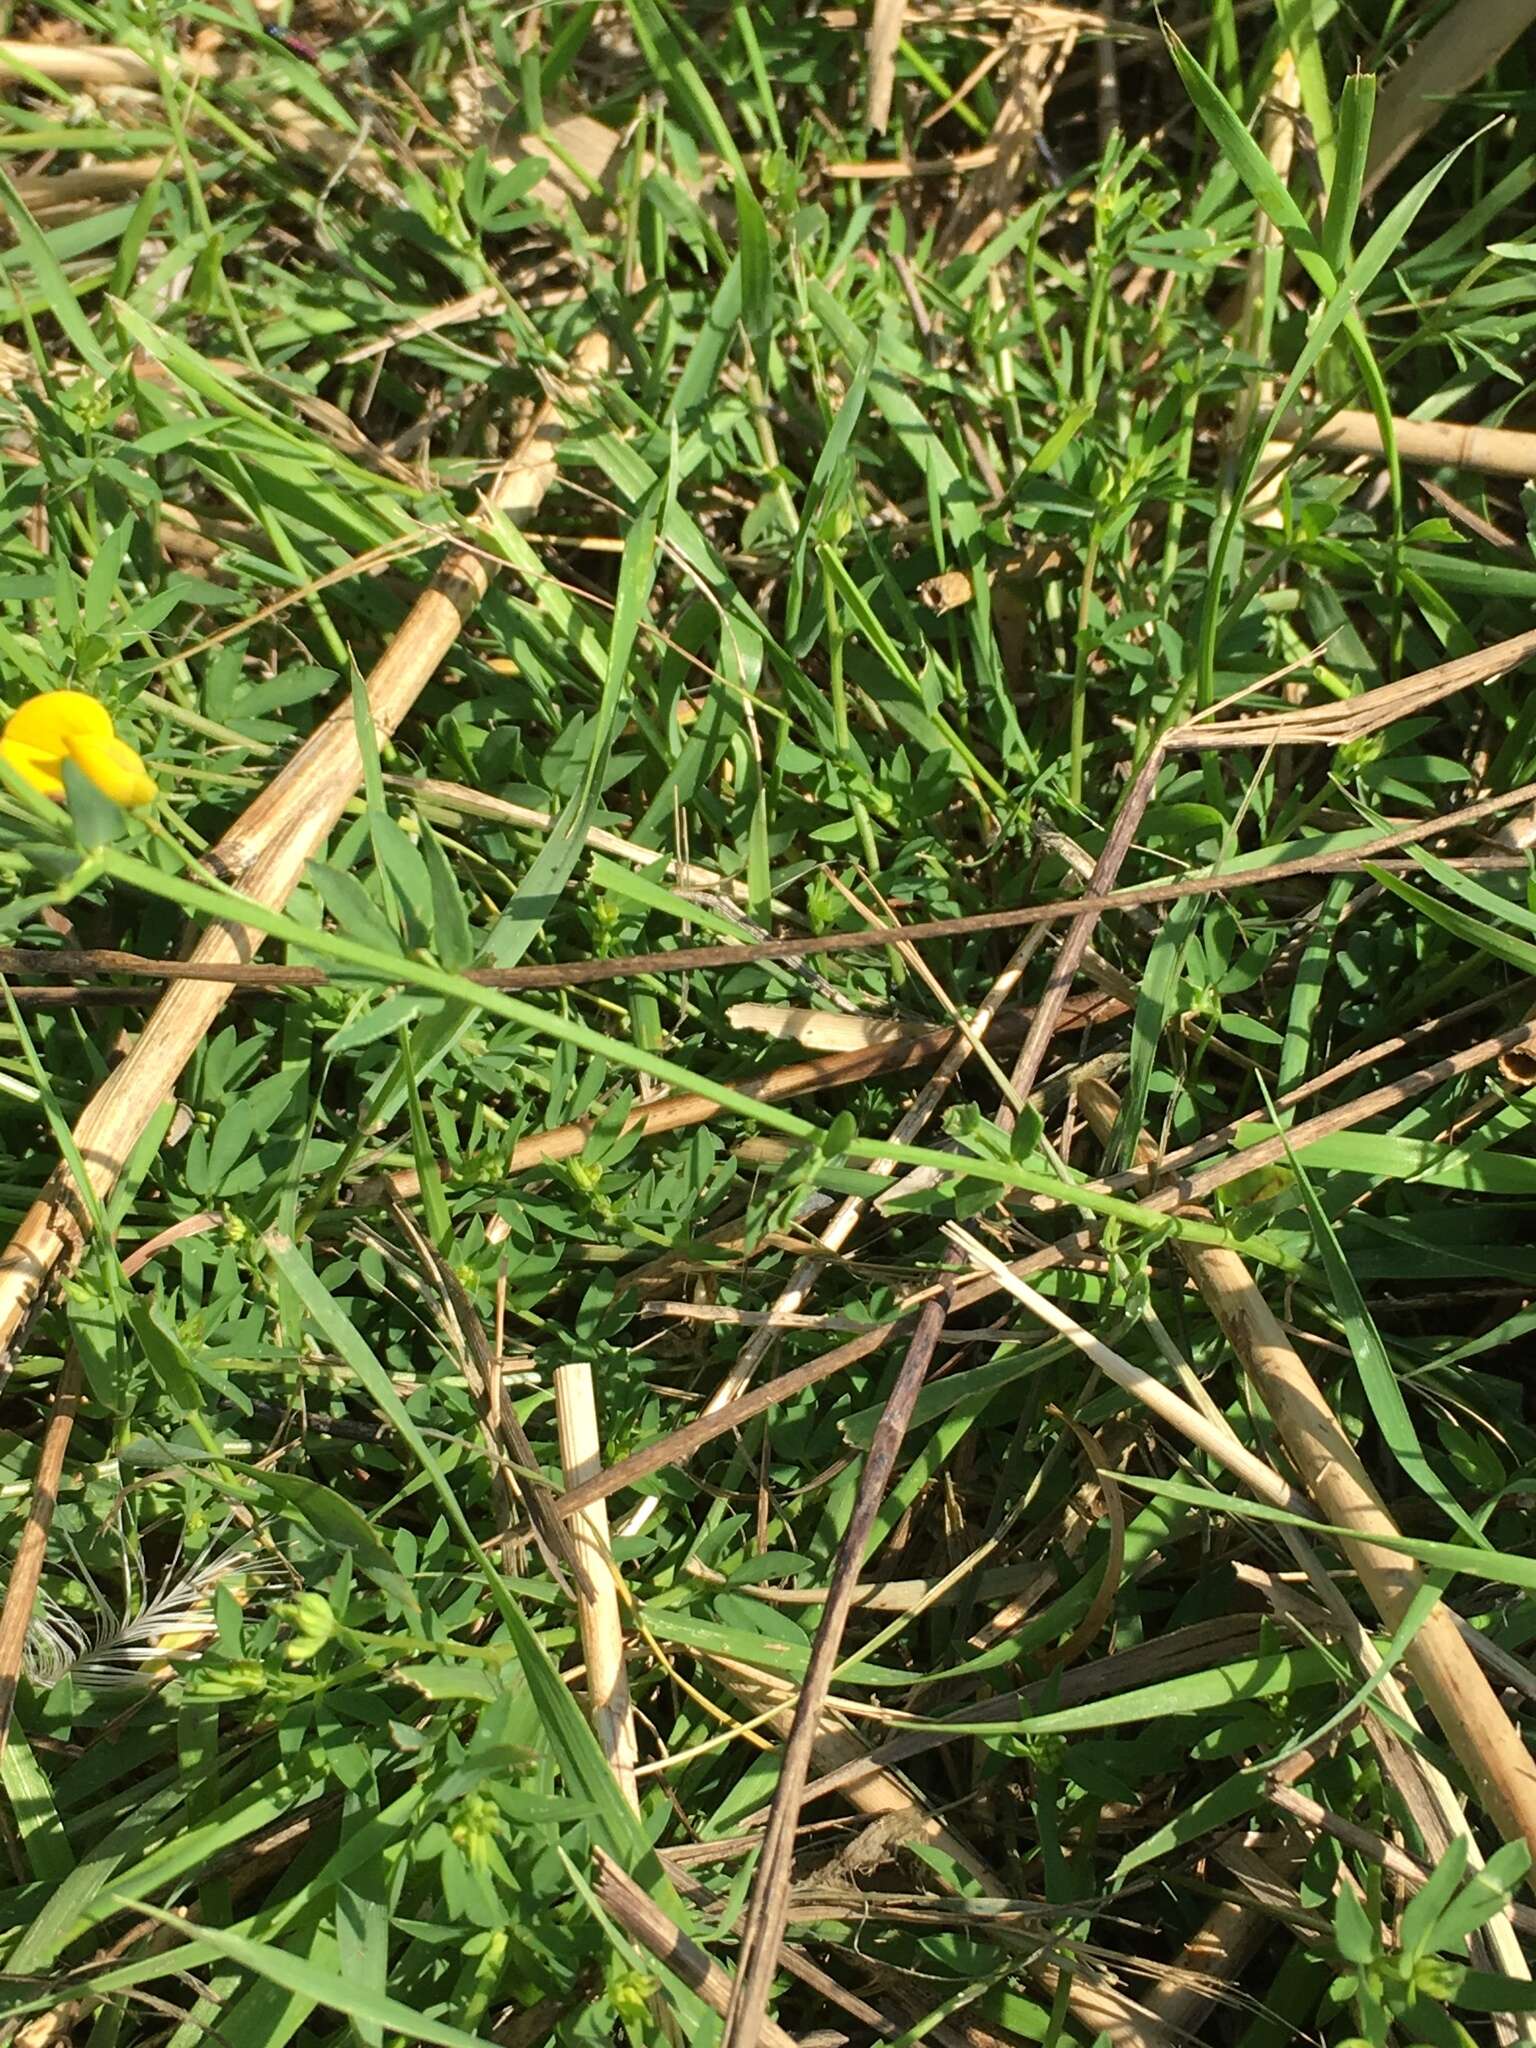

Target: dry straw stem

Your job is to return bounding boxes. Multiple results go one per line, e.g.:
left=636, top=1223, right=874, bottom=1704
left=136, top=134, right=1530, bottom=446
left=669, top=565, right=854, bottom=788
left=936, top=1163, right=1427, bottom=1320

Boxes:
left=554, top=1365, right=640, bottom=1815
left=1293, top=408, right=1536, bottom=481
left=0, top=39, right=177, bottom=87
left=0, top=331, right=610, bottom=1361
left=1185, top=625, right=1536, bottom=751
left=1072, top=1075, right=1536, bottom=1875
left=865, top=0, right=908, bottom=130
left=1229, top=49, right=1301, bottom=475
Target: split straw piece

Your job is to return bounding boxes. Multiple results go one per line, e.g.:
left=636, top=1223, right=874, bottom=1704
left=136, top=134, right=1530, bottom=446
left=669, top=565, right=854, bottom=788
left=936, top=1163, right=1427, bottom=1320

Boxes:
left=554, top=1364, right=640, bottom=1814
left=0, top=332, right=610, bottom=1360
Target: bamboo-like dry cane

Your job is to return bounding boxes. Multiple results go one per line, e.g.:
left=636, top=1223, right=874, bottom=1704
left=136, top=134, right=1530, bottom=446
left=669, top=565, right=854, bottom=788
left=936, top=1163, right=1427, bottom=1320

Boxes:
left=865, top=0, right=908, bottom=131
left=944, top=1215, right=1536, bottom=2003
left=0, top=331, right=611, bottom=1363
left=554, top=1364, right=640, bottom=1815
left=1069, top=1076, right=1536, bottom=1876
left=1292, top=407, right=1536, bottom=481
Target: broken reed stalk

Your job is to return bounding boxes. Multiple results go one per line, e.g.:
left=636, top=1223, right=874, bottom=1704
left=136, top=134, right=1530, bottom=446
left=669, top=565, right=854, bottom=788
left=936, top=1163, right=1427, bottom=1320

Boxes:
left=0, top=332, right=610, bottom=1361
left=554, top=1365, right=640, bottom=1815
left=708, top=1649, right=1172, bottom=2048
left=722, top=1294, right=950, bottom=2048
left=945, top=1215, right=1536, bottom=1997
left=1071, top=1076, right=1536, bottom=1874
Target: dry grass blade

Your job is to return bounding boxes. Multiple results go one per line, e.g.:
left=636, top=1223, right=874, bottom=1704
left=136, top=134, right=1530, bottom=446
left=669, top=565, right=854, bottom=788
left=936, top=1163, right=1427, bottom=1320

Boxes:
left=0, top=333, right=610, bottom=1362
left=554, top=1365, right=640, bottom=1815
left=1181, top=626, right=1536, bottom=750
left=1072, top=1077, right=1536, bottom=1873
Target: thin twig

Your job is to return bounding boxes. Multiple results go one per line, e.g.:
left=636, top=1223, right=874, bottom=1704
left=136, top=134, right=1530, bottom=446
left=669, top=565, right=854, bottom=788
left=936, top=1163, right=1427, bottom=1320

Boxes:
left=721, top=1293, right=952, bottom=2048
left=0, top=1352, right=83, bottom=1760
left=7, top=773, right=1534, bottom=1004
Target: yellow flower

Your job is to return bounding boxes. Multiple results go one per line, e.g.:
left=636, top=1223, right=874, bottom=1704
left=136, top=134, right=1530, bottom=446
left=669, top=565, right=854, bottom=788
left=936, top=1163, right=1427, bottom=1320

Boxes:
left=0, top=690, right=156, bottom=808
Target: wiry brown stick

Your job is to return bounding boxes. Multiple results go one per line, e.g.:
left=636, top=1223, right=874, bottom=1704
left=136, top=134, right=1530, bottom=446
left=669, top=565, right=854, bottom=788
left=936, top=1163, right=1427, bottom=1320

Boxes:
left=0, top=1352, right=82, bottom=1760
left=722, top=1293, right=951, bottom=2048
left=13, top=777, right=1532, bottom=1004
left=0, top=333, right=609, bottom=1362
left=708, top=1646, right=1171, bottom=2046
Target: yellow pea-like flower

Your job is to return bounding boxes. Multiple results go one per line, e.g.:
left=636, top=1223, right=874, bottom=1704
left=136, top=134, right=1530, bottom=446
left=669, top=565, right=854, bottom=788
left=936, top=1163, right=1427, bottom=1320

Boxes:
left=0, top=690, right=156, bottom=808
